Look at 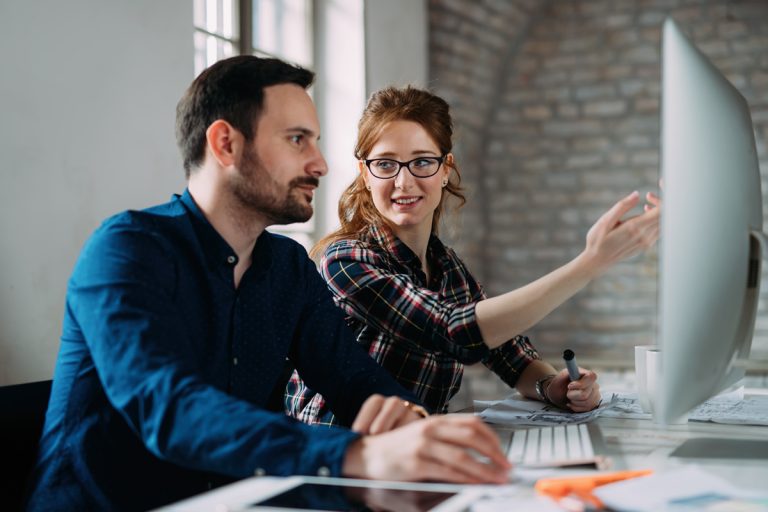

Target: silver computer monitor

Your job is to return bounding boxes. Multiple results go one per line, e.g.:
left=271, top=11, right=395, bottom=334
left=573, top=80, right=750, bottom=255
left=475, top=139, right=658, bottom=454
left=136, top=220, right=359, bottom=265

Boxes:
left=656, top=18, right=765, bottom=424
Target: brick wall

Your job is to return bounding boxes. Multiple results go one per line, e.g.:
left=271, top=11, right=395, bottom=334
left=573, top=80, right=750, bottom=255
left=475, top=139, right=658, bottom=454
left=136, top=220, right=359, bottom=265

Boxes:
left=429, top=0, right=768, bottom=368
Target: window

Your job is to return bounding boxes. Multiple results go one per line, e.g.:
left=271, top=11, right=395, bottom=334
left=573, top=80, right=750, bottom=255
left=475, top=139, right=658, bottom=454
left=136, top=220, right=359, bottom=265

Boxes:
left=193, top=0, right=316, bottom=249
left=193, top=0, right=238, bottom=76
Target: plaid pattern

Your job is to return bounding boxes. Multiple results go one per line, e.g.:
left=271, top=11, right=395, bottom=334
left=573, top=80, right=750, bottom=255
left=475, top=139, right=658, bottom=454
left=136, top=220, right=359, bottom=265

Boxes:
left=286, top=224, right=540, bottom=425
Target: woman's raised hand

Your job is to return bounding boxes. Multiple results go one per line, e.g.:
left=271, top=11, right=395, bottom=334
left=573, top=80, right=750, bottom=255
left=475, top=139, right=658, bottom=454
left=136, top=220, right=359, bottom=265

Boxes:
left=581, top=190, right=660, bottom=275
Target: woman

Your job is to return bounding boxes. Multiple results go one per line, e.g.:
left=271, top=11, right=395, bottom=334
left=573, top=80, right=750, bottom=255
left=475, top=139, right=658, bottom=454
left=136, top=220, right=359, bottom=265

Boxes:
left=286, top=86, right=660, bottom=424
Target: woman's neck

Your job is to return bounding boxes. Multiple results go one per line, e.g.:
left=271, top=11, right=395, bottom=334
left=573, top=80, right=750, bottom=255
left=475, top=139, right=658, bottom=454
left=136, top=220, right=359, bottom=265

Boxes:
left=392, top=223, right=432, bottom=276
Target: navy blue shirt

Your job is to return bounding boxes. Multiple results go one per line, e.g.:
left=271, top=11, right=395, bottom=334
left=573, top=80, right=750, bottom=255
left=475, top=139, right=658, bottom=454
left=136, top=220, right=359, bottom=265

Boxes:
left=27, top=190, right=415, bottom=511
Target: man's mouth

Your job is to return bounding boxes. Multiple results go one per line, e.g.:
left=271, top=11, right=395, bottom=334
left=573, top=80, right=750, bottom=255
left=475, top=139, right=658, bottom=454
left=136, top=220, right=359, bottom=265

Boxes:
left=292, top=178, right=319, bottom=201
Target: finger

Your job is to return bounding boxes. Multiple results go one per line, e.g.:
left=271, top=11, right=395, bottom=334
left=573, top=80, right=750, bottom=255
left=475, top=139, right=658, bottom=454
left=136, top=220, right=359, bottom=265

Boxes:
left=410, top=458, right=490, bottom=484
left=568, top=370, right=597, bottom=390
left=428, top=416, right=510, bottom=470
left=646, top=191, right=661, bottom=207
left=368, top=397, right=410, bottom=435
left=351, top=395, right=384, bottom=433
left=438, top=415, right=506, bottom=453
left=569, top=386, right=601, bottom=411
left=594, top=191, right=640, bottom=236
left=419, top=440, right=509, bottom=484
left=614, top=209, right=659, bottom=245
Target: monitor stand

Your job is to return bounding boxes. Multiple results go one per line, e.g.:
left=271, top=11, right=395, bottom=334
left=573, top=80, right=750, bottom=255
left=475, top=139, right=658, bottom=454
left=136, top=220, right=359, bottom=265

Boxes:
left=670, top=438, right=768, bottom=460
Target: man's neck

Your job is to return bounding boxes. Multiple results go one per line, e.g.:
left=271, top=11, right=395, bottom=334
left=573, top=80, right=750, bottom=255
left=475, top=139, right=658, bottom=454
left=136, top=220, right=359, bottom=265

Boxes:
left=188, top=175, right=268, bottom=286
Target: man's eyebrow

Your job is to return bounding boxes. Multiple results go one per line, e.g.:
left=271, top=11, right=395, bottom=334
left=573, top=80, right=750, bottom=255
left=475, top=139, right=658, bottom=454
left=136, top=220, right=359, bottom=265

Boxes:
left=285, top=127, right=320, bottom=139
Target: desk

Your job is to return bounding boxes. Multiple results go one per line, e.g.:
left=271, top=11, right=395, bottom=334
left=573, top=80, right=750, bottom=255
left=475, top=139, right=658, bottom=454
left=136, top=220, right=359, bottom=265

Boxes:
left=157, top=392, right=768, bottom=511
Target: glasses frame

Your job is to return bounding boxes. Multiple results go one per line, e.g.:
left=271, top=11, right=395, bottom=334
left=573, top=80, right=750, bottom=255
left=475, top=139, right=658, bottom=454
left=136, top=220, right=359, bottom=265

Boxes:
left=364, top=155, right=446, bottom=180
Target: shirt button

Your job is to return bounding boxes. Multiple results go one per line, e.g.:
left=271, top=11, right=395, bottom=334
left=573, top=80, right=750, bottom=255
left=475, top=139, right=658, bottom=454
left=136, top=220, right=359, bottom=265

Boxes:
left=254, top=468, right=266, bottom=477
left=233, top=357, right=238, bottom=366
left=317, top=466, right=330, bottom=477
left=226, top=255, right=237, bottom=265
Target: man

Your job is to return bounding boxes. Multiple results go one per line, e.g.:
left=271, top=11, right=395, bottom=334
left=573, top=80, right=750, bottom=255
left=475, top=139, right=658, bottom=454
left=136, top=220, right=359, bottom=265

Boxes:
left=27, top=56, right=509, bottom=511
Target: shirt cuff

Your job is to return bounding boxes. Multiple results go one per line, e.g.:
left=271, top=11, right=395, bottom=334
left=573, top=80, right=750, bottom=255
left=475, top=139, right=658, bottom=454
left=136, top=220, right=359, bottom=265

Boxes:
left=289, top=422, right=361, bottom=478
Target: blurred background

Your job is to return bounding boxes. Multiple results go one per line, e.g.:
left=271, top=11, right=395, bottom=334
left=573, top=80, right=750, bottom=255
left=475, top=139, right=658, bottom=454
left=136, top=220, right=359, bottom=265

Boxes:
left=2, top=0, right=767, bottom=403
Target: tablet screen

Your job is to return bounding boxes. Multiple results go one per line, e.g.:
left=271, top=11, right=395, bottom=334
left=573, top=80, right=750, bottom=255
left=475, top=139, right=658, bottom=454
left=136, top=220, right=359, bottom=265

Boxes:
left=250, top=482, right=458, bottom=511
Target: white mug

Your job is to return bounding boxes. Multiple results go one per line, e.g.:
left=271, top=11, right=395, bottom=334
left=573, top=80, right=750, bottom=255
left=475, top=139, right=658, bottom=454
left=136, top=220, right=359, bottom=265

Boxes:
left=645, top=348, right=689, bottom=424
left=634, top=345, right=658, bottom=413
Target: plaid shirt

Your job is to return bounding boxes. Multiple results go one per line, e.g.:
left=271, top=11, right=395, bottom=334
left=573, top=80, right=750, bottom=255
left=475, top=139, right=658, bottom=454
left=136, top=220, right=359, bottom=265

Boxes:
left=286, top=224, right=540, bottom=425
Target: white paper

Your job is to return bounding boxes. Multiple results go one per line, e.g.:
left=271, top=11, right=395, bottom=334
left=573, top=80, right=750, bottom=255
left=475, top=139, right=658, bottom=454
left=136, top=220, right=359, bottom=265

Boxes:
left=593, top=466, right=768, bottom=511
left=470, top=486, right=562, bottom=512
left=598, top=390, right=768, bottom=426
left=475, top=393, right=618, bottom=425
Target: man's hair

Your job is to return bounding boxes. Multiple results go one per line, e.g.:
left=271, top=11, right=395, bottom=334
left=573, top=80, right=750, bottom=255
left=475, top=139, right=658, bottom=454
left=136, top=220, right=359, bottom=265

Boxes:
left=175, top=55, right=315, bottom=177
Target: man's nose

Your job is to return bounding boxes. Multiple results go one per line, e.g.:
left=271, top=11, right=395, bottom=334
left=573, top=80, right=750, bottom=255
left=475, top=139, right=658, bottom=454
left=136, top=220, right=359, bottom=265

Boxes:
left=307, top=145, right=328, bottom=178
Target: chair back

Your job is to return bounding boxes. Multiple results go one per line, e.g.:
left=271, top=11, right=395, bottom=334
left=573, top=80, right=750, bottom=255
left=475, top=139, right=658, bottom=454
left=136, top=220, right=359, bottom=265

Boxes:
left=0, top=380, right=52, bottom=511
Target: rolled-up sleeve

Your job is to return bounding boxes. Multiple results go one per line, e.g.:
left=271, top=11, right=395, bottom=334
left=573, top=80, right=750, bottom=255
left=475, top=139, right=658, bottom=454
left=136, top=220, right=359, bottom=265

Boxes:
left=482, top=335, right=541, bottom=388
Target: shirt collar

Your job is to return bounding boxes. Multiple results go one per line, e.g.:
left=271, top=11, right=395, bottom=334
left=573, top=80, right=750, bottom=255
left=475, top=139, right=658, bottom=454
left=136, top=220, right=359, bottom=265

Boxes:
left=178, top=189, right=273, bottom=276
left=367, top=223, right=449, bottom=271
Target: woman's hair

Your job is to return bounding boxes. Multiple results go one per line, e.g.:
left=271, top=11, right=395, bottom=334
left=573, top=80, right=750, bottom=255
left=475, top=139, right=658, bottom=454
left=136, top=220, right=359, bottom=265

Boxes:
left=310, top=86, right=466, bottom=259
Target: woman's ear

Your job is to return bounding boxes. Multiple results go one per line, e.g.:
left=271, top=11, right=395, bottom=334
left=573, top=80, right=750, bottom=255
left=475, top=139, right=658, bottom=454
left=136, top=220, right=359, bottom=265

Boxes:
left=442, top=153, right=454, bottom=183
left=358, top=160, right=371, bottom=191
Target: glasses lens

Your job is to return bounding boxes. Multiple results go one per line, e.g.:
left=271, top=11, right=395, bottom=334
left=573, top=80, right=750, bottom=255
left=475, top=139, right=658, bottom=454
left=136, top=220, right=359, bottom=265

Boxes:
left=409, top=157, right=440, bottom=177
left=369, top=159, right=400, bottom=178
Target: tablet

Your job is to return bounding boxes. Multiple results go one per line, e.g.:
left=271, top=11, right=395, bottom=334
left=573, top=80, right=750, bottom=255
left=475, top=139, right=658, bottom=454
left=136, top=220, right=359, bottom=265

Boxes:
left=248, top=478, right=486, bottom=512
left=154, top=476, right=485, bottom=511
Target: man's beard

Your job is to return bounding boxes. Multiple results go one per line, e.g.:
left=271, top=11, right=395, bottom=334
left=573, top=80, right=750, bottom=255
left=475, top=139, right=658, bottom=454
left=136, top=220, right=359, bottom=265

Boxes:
left=230, top=145, right=319, bottom=225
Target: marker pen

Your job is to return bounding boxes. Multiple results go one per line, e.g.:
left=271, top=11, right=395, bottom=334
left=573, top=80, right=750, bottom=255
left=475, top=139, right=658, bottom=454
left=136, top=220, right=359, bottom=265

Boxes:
left=563, top=349, right=581, bottom=381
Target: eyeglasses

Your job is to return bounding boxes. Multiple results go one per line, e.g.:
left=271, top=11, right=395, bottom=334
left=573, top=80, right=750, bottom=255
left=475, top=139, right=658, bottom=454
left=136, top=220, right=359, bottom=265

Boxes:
left=364, top=156, right=446, bottom=179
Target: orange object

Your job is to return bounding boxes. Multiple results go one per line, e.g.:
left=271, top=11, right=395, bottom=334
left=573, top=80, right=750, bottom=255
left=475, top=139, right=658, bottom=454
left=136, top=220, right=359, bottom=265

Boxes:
left=535, top=469, right=653, bottom=510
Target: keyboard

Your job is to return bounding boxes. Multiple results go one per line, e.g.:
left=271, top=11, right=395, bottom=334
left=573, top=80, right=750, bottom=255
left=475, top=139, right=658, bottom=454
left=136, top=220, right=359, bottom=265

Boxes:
left=503, top=423, right=609, bottom=469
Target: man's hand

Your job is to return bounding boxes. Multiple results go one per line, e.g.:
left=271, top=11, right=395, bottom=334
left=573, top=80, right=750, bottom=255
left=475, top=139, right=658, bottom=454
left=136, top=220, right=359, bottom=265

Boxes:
left=351, top=395, right=426, bottom=435
left=546, top=368, right=601, bottom=412
left=342, top=414, right=511, bottom=484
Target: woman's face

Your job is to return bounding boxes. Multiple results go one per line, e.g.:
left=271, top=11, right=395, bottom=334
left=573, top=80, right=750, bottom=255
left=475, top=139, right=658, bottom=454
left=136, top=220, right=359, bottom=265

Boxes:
left=361, top=120, right=450, bottom=235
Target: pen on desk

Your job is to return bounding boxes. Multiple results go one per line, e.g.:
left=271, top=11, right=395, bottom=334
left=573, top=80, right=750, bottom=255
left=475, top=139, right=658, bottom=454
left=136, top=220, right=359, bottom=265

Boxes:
left=563, top=349, right=581, bottom=381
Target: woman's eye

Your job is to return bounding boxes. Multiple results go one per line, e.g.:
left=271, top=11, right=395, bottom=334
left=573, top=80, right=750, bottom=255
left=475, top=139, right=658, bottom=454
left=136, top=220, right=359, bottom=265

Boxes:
left=376, top=161, right=396, bottom=170
left=413, top=159, right=431, bottom=168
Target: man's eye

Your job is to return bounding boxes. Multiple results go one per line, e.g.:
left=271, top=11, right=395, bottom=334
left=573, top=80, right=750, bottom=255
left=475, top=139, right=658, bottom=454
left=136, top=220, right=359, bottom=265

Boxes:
left=290, top=135, right=303, bottom=145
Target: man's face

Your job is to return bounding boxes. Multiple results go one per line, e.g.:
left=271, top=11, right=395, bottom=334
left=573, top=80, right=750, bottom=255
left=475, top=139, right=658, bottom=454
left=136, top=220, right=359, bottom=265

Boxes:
left=229, top=84, right=327, bottom=225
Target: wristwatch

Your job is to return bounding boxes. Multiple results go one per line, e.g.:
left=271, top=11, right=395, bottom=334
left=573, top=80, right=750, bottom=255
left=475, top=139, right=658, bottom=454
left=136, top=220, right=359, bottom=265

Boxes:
left=534, top=374, right=556, bottom=404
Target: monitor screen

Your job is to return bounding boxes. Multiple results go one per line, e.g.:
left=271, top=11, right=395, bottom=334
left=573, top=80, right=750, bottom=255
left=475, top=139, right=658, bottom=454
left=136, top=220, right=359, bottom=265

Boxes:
left=656, top=18, right=764, bottom=424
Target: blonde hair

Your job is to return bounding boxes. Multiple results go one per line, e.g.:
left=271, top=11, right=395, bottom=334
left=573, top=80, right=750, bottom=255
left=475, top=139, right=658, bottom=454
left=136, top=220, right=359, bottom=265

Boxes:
left=310, top=86, right=466, bottom=259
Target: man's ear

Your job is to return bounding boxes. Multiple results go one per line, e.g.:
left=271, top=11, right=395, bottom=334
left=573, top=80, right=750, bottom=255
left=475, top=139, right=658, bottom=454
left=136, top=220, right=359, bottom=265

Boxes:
left=205, top=120, right=243, bottom=167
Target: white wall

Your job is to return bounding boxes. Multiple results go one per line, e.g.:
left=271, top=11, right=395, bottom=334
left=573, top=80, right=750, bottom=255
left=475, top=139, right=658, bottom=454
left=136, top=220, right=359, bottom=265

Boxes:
left=364, top=0, right=428, bottom=96
left=0, top=0, right=191, bottom=384
left=314, top=0, right=367, bottom=239
left=0, top=0, right=428, bottom=386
